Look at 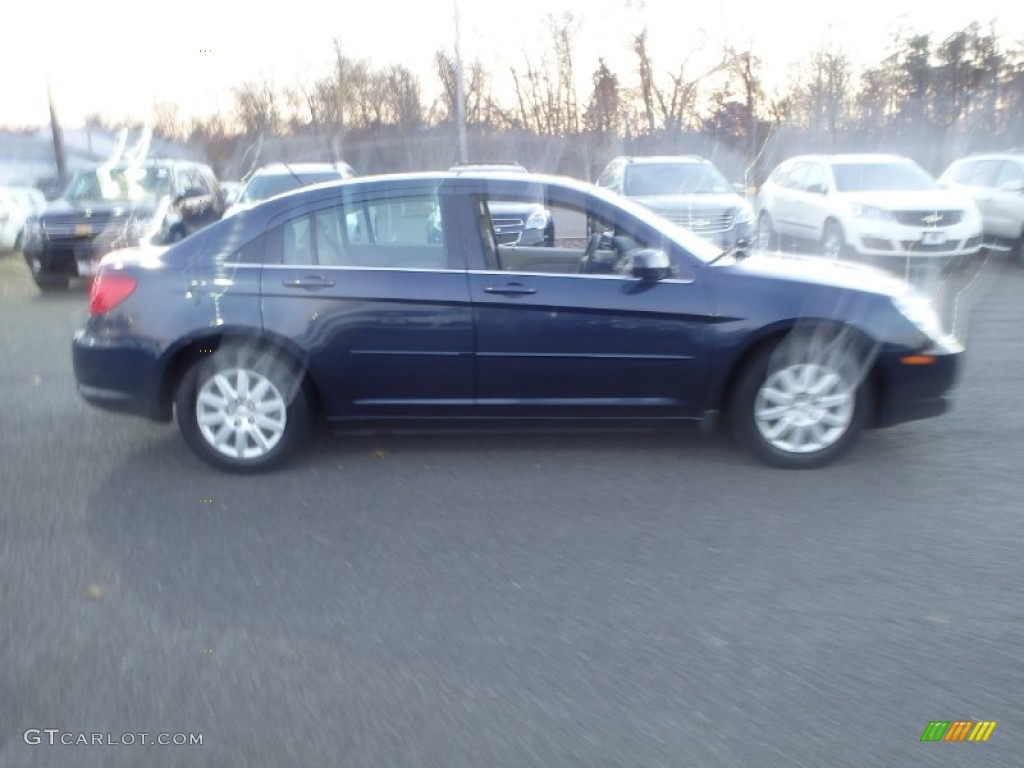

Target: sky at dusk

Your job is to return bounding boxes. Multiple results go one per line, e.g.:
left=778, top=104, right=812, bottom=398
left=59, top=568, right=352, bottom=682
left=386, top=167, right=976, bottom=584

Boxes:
left=1, top=0, right=1021, bottom=129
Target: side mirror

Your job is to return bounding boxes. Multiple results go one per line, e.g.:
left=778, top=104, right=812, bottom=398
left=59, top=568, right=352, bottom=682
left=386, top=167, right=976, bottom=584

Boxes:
left=806, top=182, right=827, bottom=195
left=1000, top=179, right=1024, bottom=194
left=630, top=248, right=672, bottom=281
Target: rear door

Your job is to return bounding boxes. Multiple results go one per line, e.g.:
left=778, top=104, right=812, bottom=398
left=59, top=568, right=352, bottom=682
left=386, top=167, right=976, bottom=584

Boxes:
left=259, top=181, right=475, bottom=420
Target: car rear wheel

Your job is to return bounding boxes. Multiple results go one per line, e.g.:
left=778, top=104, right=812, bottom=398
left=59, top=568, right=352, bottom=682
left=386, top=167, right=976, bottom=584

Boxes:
left=175, top=344, right=311, bottom=472
left=757, top=212, right=778, bottom=250
left=730, top=328, right=872, bottom=469
left=821, top=220, right=847, bottom=260
left=1013, top=231, right=1024, bottom=267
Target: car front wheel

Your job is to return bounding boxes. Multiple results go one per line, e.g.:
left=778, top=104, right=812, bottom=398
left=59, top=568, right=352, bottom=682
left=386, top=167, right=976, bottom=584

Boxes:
left=175, top=344, right=311, bottom=472
left=821, top=220, right=847, bottom=260
left=26, top=255, right=69, bottom=292
left=730, top=328, right=872, bottom=469
left=757, top=212, right=778, bottom=251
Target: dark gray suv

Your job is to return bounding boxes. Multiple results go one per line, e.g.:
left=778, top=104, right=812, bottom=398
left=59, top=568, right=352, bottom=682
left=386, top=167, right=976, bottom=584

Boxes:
left=23, top=159, right=225, bottom=291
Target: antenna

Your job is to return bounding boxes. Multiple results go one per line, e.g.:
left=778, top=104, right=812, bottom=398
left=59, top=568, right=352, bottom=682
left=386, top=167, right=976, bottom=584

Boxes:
left=125, top=126, right=152, bottom=165
left=106, top=128, right=128, bottom=166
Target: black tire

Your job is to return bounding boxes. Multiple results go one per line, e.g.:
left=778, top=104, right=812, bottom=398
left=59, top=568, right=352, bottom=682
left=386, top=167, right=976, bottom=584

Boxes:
left=757, top=212, right=778, bottom=251
left=175, top=343, right=311, bottom=472
left=543, top=221, right=555, bottom=247
left=25, top=253, right=70, bottom=292
left=33, top=272, right=70, bottom=292
left=1013, top=232, right=1024, bottom=268
left=821, top=220, right=847, bottom=260
left=729, top=327, right=873, bottom=469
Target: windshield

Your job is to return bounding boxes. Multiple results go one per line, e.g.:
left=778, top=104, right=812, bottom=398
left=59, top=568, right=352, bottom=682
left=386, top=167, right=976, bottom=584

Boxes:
left=64, top=166, right=171, bottom=203
left=239, top=172, right=343, bottom=203
left=831, top=161, right=938, bottom=192
left=624, top=163, right=731, bottom=196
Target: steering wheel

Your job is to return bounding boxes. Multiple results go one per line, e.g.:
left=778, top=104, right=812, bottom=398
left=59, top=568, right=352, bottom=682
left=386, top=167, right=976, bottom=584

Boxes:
left=578, top=232, right=602, bottom=274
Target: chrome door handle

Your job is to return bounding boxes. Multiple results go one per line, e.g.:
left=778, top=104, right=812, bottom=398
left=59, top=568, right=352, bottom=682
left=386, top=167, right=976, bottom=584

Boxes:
left=483, top=283, right=536, bottom=295
left=282, top=276, right=336, bottom=290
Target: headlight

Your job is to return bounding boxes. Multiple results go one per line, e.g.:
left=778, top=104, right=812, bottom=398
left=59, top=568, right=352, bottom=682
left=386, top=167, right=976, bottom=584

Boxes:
left=525, top=210, right=550, bottom=230
left=892, top=291, right=947, bottom=341
left=734, top=201, right=754, bottom=225
left=852, top=203, right=895, bottom=222
left=127, top=216, right=161, bottom=242
left=25, top=217, right=42, bottom=240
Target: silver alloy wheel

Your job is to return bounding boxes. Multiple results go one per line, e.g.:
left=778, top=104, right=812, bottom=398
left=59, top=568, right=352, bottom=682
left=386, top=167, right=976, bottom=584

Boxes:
left=195, top=366, right=287, bottom=460
left=754, top=362, right=854, bottom=454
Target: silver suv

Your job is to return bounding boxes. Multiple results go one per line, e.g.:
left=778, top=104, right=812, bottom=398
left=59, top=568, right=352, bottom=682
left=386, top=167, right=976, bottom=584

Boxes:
left=596, top=156, right=754, bottom=253
left=939, top=151, right=1024, bottom=265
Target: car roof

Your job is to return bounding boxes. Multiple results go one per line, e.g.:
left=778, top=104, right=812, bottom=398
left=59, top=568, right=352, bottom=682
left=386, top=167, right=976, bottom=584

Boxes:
left=449, top=162, right=528, bottom=173
left=74, top=158, right=211, bottom=173
left=950, top=150, right=1024, bottom=161
left=250, top=162, right=353, bottom=177
left=786, top=153, right=914, bottom=165
left=231, top=171, right=619, bottom=223
left=615, top=155, right=711, bottom=165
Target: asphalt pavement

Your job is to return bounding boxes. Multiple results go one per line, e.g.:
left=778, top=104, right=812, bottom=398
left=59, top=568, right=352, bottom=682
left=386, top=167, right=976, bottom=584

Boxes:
left=1, top=248, right=1022, bottom=767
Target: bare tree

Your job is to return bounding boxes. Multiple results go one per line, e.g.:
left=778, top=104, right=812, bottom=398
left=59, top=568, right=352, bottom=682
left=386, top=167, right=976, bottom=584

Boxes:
left=232, top=78, right=282, bottom=136
left=151, top=102, right=183, bottom=141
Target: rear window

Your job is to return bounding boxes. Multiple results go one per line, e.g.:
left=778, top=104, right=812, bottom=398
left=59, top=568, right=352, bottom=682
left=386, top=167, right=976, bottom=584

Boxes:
left=832, top=161, right=937, bottom=192
left=623, top=164, right=730, bottom=196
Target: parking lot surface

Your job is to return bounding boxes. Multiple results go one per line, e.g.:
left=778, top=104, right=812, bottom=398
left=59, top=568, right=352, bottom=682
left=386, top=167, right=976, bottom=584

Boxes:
left=2, top=249, right=1022, bottom=767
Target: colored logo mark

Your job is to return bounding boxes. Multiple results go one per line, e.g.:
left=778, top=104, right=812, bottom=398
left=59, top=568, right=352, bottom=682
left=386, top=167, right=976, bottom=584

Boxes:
left=921, top=720, right=997, bottom=742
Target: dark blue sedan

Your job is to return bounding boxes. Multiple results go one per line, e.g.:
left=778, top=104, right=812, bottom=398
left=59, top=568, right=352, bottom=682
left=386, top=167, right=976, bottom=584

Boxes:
left=73, top=172, right=962, bottom=471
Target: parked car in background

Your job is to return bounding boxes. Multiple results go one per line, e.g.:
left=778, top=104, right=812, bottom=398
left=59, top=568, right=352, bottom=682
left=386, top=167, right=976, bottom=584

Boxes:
left=73, top=172, right=961, bottom=473
left=448, top=162, right=554, bottom=245
left=939, top=150, right=1024, bottom=265
left=225, top=162, right=355, bottom=218
left=0, top=186, right=46, bottom=251
left=596, top=156, right=754, bottom=253
left=22, top=159, right=225, bottom=292
left=756, top=154, right=983, bottom=266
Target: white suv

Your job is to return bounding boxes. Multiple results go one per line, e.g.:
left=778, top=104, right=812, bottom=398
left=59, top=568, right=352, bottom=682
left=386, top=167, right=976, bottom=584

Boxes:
left=939, top=151, right=1024, bottom=265
left=756, top=154, right=983, bottom=265
left=225, top=162, right=355, bottom=218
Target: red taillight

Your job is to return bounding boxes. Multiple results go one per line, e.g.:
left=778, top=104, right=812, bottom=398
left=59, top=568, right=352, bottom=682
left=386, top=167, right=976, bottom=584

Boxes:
left=89, top=271, right=138, bottom=315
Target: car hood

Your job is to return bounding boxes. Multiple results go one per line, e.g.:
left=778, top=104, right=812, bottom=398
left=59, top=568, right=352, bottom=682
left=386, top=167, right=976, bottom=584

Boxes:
left=487, top=201, right=546, bottom=216
left=729, top=250, right=910, bottom=297
left=632, top=193, right=746, bottom=213
left=838, top=188, right=975, bottom=211
left=41, top=198, right=163, bottom=222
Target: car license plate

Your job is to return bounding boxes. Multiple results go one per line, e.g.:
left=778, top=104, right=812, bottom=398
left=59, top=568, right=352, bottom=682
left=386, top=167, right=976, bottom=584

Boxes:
left=75, top=224, right=92, bottom=237
left=921, top=230, right=947, bottom=245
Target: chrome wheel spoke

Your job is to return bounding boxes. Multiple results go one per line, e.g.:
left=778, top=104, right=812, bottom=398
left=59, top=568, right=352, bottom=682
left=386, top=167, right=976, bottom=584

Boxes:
left=816, top=392, right=851, bottom=409
left=212, top=374, right=236, bottom=401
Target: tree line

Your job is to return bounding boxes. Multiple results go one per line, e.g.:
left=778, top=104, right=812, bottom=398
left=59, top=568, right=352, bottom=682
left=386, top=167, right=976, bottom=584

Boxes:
left=85, top=18, right=1024, bottom=185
